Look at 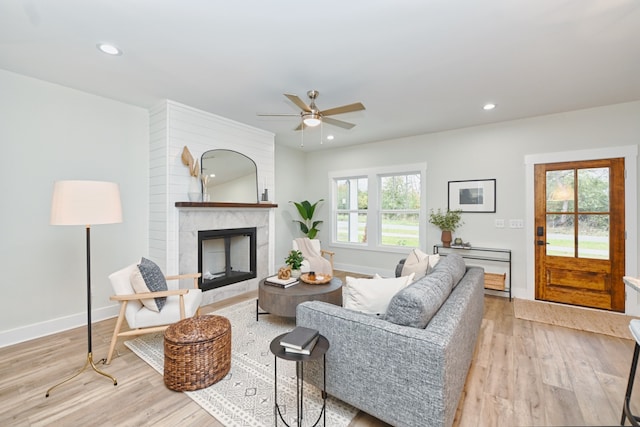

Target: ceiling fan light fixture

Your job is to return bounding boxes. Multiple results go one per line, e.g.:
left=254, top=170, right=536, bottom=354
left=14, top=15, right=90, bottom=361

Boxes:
left=302, top=113, right=321, bottom=127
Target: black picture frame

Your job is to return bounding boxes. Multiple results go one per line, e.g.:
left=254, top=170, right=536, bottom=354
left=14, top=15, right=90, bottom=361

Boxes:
left=448, top=179, right=496, bottom=213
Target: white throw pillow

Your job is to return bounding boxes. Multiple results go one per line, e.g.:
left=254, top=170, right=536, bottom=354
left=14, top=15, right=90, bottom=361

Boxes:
left=413, top=248, right=440, bottom=268
left=413, top=248, right=429, bottom=261
left=401, top=249, right=432, bottom=280
left=429, top=253, right=441, bottom=268
left=344, top=273, right=415, bottom=315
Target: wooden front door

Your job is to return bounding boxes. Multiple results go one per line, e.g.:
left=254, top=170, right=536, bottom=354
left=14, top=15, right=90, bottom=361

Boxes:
left=534, top=158, right=625, bottom=312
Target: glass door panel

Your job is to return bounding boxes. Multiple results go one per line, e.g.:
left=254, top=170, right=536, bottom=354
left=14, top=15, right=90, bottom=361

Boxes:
left=546, top=214, right=574, bottom=257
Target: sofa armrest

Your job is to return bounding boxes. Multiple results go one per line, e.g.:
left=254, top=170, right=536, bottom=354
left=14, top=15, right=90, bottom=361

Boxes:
left=297, top=301, right=451, bottom=426
left=395, top=258, right=406, bottom=277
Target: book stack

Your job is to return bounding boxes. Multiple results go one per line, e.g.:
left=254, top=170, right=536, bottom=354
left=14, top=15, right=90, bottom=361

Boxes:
left=280, top=326, right=319, bottom=355
left=265, top=275, right=299, bottom=288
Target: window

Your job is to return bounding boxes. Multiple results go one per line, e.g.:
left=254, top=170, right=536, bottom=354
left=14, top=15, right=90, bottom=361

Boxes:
left=330, top=163, right=426, bottom=251
left=380, top=174, right=421, bottom=247
left=335, top=177, right=368, bottom=243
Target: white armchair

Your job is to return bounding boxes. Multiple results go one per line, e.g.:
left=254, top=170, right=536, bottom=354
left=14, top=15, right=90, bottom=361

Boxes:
left=105, top=262, right=203, bottom=364
left=293, top=238, right=335, bottom=274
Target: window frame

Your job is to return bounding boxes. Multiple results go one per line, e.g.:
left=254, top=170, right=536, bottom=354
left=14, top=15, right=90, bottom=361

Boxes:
left=329, top=163, right=427, bottom=253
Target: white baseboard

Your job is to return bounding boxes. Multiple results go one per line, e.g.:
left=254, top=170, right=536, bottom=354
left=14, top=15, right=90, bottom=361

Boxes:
left=0, top=304, right=120, bottom=348
left=333, top=262, right=393, bottom=278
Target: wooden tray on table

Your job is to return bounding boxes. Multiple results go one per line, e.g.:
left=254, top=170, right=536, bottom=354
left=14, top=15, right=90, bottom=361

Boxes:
left=299, top=273, right=332, bottom=285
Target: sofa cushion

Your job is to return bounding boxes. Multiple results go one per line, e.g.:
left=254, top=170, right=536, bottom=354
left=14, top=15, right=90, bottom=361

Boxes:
left=401, top=249, right=432, bottom=280
left=344, top=273, right=415, bottom=315
left=130, top=257, right=168, bottom=312
left=432, top=253, right=466, bottom=287
left=384, top=269, right=453, bottom=328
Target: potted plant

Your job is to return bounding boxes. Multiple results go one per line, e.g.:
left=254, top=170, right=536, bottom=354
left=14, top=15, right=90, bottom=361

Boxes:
left=285, top=250, right=304, bottom=278
left=429, top=208, right=464, bottom=247
left=291, top=199, right=324, bottom=239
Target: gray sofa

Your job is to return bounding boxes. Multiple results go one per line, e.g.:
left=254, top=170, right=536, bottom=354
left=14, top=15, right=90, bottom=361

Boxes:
left=296, top=254, right=484, bottom=427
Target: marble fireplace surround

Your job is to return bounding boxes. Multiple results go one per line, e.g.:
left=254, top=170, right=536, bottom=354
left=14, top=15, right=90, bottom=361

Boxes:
left=177, top=205, right=275, bottom=306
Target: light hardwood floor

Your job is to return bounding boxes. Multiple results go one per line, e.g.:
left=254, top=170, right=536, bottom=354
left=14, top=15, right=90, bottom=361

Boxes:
left=1, top=291, right=639, bottom=426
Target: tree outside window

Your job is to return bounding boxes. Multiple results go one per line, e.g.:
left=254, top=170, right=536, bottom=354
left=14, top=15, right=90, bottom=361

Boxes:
left=380, top=174, right=420, bottom=247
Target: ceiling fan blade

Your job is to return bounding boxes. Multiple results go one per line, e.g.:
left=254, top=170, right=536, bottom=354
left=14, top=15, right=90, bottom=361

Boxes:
left=257, top=113, right=300, bottom=117
left=320, top=102, right=365, bottom=117
left=284, top=94, right=312, bottom=112
left=323, top=117, right=356, bottom=130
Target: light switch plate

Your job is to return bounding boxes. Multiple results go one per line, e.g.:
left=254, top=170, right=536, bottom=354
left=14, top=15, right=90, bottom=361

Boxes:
left=509, top=219, right=524, bottom=228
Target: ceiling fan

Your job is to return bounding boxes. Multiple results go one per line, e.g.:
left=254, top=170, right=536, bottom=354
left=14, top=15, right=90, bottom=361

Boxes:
left=258, top=90, right=365, bottom=130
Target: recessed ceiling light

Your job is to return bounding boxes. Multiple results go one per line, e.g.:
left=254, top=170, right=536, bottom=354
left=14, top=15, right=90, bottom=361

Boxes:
left=326, top=135, right=335, bottom=141
left=483, top=103, right=496, bottom=110
left=97, top=43, right=122, bottom=56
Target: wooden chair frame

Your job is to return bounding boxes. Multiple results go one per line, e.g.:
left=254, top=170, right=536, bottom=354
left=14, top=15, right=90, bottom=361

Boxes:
left=105, top=273, right=201, bottom=365
left=320, top=249, right=335, bottom=273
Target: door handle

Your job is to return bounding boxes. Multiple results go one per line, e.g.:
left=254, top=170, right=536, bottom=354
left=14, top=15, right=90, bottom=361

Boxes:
left=536, top=240, right=546, bottom=246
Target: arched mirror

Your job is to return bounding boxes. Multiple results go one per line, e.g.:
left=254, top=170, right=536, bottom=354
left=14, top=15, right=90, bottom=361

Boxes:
left=201, top=149, right=258, bottom=203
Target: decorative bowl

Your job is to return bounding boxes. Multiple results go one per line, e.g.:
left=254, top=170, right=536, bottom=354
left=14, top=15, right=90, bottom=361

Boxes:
left=300, top=273, right=332, bottom=285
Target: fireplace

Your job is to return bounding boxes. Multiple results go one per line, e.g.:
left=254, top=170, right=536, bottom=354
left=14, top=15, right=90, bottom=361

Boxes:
left=198, top=227, right=257, bottom=291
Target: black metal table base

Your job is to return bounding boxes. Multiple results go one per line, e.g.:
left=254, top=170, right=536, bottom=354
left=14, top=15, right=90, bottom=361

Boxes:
left=274, top=356, right=326, bottom=427
left=622, top=342, right=640, bottom=426
left=256, top=299, right=270, bottom=321
left=271, top=333, right=329, bottom=427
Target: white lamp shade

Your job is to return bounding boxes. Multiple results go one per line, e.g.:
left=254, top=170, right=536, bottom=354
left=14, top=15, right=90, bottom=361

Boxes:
left=51, top=180, right=123, bottom=225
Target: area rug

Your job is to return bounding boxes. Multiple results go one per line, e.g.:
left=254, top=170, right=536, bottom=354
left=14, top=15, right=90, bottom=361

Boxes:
left=124, top=299, right=357, bottom=427
left=513, top=297, right=636, bottom=340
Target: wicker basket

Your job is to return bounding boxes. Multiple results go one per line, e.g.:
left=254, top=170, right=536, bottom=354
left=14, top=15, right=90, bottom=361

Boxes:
left=163, top=315, right=231, bottom=391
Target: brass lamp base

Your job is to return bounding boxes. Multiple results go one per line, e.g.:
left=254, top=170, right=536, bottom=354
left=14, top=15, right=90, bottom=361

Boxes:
left=45, top=352, right=117, bottom=397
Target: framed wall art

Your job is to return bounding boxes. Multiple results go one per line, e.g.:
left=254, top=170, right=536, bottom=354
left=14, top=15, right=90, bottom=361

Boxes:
left=448, top=179, right=496, bottom=213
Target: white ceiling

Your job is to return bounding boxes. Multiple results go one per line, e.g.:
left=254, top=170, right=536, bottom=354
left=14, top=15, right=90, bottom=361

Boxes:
left=1, top=0, right=639, bottom=152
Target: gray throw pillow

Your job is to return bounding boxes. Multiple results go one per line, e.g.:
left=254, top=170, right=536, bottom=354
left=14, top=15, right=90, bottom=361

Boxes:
left=137, top=257, right=168, bottom=311
left=384, top=269, right=453, bottom=328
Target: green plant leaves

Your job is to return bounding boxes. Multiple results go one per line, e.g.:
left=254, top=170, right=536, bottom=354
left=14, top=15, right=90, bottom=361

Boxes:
left=290, top=199, right=324, bottom=238
left=285, top=250, right=304, bottom=270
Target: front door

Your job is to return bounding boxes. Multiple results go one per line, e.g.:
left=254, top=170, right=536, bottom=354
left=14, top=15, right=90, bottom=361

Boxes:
left=534, top=158, right=625, bottom=312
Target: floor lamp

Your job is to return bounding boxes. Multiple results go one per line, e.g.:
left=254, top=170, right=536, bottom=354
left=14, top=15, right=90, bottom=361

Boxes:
left=46, top=180, right=123, bottom=397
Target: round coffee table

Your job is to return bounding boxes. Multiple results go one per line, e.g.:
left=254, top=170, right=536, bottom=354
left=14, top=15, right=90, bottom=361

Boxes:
left=256, top=276, right=342, bottom=319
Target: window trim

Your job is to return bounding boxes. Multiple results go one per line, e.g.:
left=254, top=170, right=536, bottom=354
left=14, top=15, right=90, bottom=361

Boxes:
left=329, top=163, right=427, bottom=253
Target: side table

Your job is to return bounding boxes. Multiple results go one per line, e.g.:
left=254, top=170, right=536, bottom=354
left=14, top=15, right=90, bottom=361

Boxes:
left=257, top=277, right=342, bottom=320
left=270, top=332, right=329, bottom=427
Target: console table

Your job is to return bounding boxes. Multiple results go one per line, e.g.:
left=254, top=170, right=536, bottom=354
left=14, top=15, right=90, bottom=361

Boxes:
left=433, top=245, right=512, bottom=301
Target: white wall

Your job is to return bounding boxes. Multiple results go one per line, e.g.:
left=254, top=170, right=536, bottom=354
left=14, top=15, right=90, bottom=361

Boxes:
left=0, top=69, right=149, bottom=347
left=274, top=101, right=640, bottom=309
left=274, top=144, right=308, bottom=266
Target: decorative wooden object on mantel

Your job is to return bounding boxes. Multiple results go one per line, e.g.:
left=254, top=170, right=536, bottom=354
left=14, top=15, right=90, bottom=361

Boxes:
left=175, top=202, right=278, bottom=208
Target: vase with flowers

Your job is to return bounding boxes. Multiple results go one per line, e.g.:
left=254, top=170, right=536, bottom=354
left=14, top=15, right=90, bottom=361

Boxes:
left=428, top=208, right=464, bottom=248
